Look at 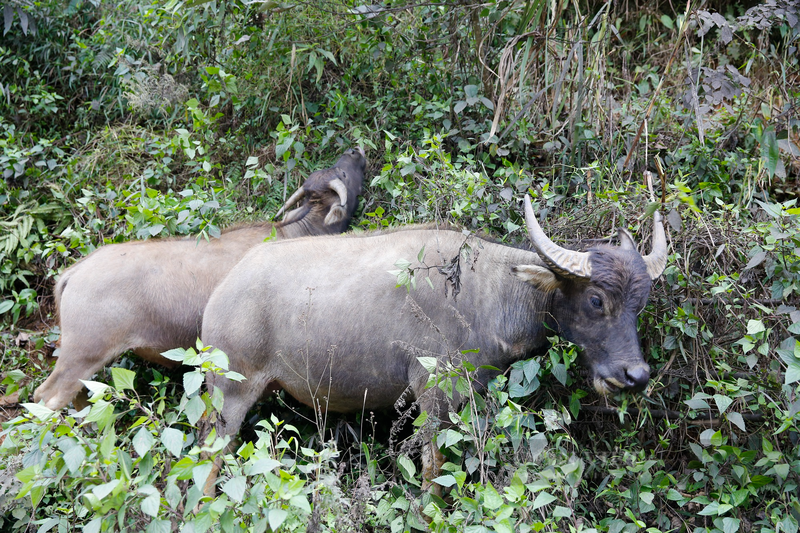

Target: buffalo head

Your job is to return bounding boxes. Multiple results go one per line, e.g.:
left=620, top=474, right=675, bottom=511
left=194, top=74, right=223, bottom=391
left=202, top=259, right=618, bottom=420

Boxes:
left=275, top=146, right=366, bottom=232
left=513, top=195, right=667, bottom=394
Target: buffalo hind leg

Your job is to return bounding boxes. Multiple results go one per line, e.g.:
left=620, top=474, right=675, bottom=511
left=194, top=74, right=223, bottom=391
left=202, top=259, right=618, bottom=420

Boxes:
left=33, top=336, right=130, bottom=410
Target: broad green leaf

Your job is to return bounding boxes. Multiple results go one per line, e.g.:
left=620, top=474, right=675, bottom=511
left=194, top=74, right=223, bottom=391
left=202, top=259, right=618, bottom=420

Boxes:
left=183, top=370, right=205, bottom=397
left=139, top=485, right=160, bottom=517
left=161, top=427, right=184, bottom=457
left=746, top=319, right=766, bottom=335
left=727, top=412, right=746, bottom=431
left=431, top=474, right=456, bottom=488
left=640, top=492, right=654, bottom=505
left=245, top=457, right=282, bottom=476
left=553, top=506, right=572, bottom=518
left=192, top=461, right=214, bottom=488
left=397, top=455, right=416, bottom=481
left=551, top=363, right=567, bottom=385
left=21, top=403, right=55, bottom=422
left=529, top=433, right=547, bottom=460
left=268, top=508, right=289, bottom=531
left=146, top=520, right=171, bottom=533
left=481, top=483, right=503, bottom=510
left=81, top=380, right=109, bottom=398
left=83, top=518, right=102, bottom=533
left=63, top=445, right=86, bottom=474
left=133, top=426, right=155, bottom=457
left=111, top=367, right=136, bottom=392
left=92, top=479, right=121, bottom=500
left=161, top=348, right=188, bottom=362
left=532, top=491, right=557, bottom=510
left=222, top=475, right=247, bottom=502
left=785, top=362, right=800, bottom=385
left=290, top=494, right=311, bottom=514
left=713, top=394, right=734, bottom=414
left=721, top=518, right=741, bottom=533
left=83, top=400, right=115, bottom=431
left=185, top=395, right=206, bottom=426
left=417, top=357, right=438, bottom=374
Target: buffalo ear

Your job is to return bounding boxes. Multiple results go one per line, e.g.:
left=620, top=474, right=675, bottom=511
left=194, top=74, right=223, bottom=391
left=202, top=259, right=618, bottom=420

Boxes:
left=512, top=265, right=563, bottom=292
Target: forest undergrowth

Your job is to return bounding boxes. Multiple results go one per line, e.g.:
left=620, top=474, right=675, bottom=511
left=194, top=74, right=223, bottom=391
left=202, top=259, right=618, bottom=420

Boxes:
left=1, top=0, right=799, bottom=531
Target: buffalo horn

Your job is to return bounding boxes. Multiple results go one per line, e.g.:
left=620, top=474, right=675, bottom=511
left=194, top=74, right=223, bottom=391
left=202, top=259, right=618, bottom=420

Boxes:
left=641, top=210, right=668, bottom=280
left=617, top=228, right=637, bottom=251
left=524, top=195, right=592, bottom=279
left=274, top=187, right=306, bottom=219
left=328, top=175, right=348, bottom=208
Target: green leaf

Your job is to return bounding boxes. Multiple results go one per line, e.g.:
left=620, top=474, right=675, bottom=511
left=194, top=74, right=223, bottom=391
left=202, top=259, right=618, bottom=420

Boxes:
left=417, top=357, right=438, bottom=374
left=81, top=380, right=109, bottom=398
left=146, top=519, right=171, bottom=533
left=268, top=508, right=288, bottom=531
left=640, top=491, right=654, bottom=505
left=727, top=412, right=746, bottom=431
left=785, top=362, right=800, bottom=385
left=397, top=455, right=416, bottom=481
left=192, top=461, right=214, bottom=488
left=245, top=457, right=282, bottom=476
left=713, top=394, right=733, bottom=414
left=184, top=370, right=205, bottom=397
left=161, top=348, right=188, bottom=362
left=532, top=491, right=557, bottom=510
left=222, top=475, right=247, bottom=502
left=0, top=300, right=13, bottom=314
left=83, top=518, right=102, bottom=533
left=746, top=319, right=766, bottom=335
left=482, top=484, right=504, bottom=511
left=161, top=427, right=184, bottom=457
left=551, top=363, right=567, bottom=385
left=63, top=445, right=86, bottom=474
left=553, top=506, right=572, bottom=518
left=83, top=400, right=115, bottom=431
left=21, top=403, right=55, bottom=422
left=761, top=127, right=779, bottom=179
left=92, top=479, right=121, bottom=500
left=431, top=475, right=457, bottom=488
left=133, top=426, right=155, bottom=457
left=139, top=484, right=160, bottom=517
left=185, top=395, right=206, bottom=426
left=721, top=518, right=741, bottom=533
left=111, top=367, right=136, bottom=392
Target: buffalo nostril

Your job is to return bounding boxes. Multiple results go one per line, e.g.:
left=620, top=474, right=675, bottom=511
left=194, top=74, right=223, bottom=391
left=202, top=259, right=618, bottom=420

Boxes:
left=625, top=366, right=650, bottom=389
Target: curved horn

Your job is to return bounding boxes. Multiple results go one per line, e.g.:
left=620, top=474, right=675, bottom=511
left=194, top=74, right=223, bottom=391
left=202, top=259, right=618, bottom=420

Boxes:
left=617, top=228, right=638, bottom=252
left=328, top=176, right=348, bottom=208
left=524, top=195, right=592, bottom=279
left=274, top=187, right=305, bottom=219
left=642, top=210, right=668, bottom=280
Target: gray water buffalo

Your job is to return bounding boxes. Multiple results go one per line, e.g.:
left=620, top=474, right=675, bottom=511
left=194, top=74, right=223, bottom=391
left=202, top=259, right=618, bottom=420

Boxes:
left=201, top=194, right=667, bottom=485
left=33, top=147, right=366, bottom=411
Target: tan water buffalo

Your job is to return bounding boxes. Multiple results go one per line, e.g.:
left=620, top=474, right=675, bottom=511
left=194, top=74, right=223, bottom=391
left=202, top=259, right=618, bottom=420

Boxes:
left=33, top=147, right=366, bottom=410
left=201, top=194, right=667, bottom=487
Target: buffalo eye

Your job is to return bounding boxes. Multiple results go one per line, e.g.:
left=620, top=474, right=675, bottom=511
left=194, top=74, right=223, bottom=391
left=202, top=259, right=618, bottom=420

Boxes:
left=590, top=296, right=603, bottom=309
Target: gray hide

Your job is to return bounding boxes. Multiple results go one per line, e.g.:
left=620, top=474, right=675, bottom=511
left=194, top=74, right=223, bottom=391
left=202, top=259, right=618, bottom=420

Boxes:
left=201, top=195, right=667, bottom=484
left=33, top=147, right=366, bottom=411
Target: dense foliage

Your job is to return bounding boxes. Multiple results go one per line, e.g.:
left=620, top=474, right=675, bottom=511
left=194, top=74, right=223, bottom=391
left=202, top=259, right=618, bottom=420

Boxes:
left=1, top=0, right=799, bottom=531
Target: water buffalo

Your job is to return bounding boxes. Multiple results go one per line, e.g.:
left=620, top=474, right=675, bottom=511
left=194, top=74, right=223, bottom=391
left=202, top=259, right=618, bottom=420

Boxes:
left=33, top=147, right=366, bottom=411
left=201, top=194, right=667, bottom=486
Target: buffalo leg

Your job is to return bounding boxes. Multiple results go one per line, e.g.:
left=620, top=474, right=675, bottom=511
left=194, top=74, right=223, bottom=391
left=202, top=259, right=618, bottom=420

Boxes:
left=34, top=347, right=116, bottom=410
